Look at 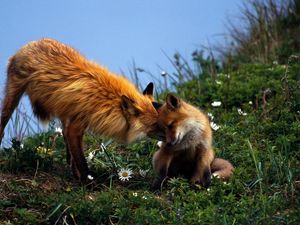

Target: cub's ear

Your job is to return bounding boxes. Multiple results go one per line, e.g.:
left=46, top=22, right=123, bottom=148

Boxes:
left=166, top=94, right=181, bottom=111
left=143, top=82, right=154, bottom=100
left=121, top=95, right=140, bottom=116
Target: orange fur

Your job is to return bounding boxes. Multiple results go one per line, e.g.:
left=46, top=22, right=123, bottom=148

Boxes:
left=0, top=38, right=163, bottom=182
left=211, top=158, right=234, bottom=179
left=152, top=94, right=234, bottom=190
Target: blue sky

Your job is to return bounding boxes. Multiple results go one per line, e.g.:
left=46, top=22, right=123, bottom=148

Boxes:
left=0, top=0, right=242, bottom=144
left=0, top=0, right=241, bottom=91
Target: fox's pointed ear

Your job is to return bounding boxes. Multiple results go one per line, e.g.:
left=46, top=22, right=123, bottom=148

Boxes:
left=121, top=95, right=140, bottom=116
left=166, top=94, right=181, bottom=111
left=143, top=82, right=154, bottom=98
left=152, top=101, right=162, bottom=110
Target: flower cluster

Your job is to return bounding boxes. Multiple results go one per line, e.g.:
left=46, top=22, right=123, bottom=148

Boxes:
left=36, top=146, right=54, bottom=158
left=131, top=192, right=148, bottom=200
left=117, top=168, right=148, bottom=182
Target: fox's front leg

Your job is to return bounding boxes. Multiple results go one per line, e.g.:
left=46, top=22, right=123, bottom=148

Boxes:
left=151, top=143, right=173, bottom=191
left=190, top=147, right=214, bottom=188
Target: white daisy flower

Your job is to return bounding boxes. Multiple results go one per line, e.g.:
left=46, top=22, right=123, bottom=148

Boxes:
left=142, top=196, right=148, bottom=200
left=139, top=169, right=148, bottom=178
left=265, top=88, right=271, bottom=93
left=55, top=127, right=63, bottom=135
left=249, top=101, right=253, bottom=105
left=20, top=143, right=24, bottom=149
left=118, top=168, right=133, bottom=181
left=132, top=192, right=138, bottom=197
left=211, top=101, right=222, bottom=107
left=210, top=122, right=220, bottom=131
left=86, top=195, right=94, bottom=201
left=216, top=80, right=222, bottom=85
left=237, top=108, right=247, bottom=116
left=87, top=151, right=96, bottom=162
left=207, top=112, right=214, bottom=120
left=87, top=174, right=94, bottom=180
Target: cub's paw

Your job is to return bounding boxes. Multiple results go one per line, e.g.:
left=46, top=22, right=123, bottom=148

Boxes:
left=151, top=179, right=163, bottom=192
left=191, top=167, right=212, bottom=188
left=201, top=168, right=212, bottom=188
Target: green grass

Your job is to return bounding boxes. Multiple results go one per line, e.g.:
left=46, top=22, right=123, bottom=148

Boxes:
left=0, top=62, right=299, bottom=224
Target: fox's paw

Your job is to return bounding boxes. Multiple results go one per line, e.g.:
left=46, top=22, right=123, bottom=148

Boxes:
left=190, top=176, right=199, bottom=184
left=151, top=184, right=161, bottom=193
left=191, top=168, right=212, bottom=188
left=151, top=179, right=163, bottom=192
left=151, top=175, right=168, bottom=192
left=201, top=168, right=212, bottom=188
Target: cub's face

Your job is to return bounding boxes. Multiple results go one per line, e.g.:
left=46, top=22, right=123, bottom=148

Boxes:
left=159, top=107, right=186, bottom=145
left=158, top=94, right=206, bottom=146
left=158, top=94, right=189, bottom=145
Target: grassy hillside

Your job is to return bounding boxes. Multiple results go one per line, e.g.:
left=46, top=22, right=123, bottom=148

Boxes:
left=0, top=59, right=299, bottom=224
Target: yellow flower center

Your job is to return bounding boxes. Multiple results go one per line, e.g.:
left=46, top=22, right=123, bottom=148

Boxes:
left=122, top=171, right=128, bottom=177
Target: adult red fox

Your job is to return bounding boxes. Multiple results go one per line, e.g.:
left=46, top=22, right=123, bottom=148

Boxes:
left=0, top=38, right=164, bottom=182
left=152, top=94, right=234, bottom=190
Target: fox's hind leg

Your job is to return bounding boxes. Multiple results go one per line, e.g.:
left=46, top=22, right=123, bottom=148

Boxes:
left=62, top=121, right=71, bottom=166
left=63, top=121, right=90, bottom=183
left=0, top=76, right=25, bottom=145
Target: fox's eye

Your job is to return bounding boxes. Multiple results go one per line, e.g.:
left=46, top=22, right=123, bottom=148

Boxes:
left=167, top=123, right=173, bottom=129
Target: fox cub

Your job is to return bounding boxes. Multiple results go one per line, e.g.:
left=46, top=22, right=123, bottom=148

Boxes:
left=152, top=94, right=234, bottom=190
left=0, top=38, right=164, bottom=182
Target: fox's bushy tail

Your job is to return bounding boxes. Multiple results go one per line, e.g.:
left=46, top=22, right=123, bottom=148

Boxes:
left=0, top=59, right=27, bottom=144
left=211, top=158, right=234, bottom=179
